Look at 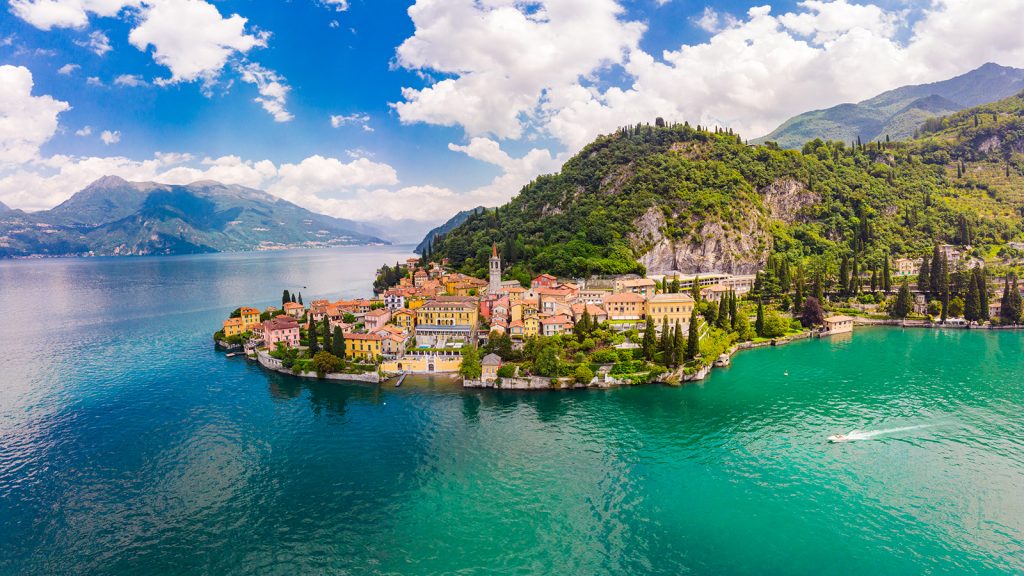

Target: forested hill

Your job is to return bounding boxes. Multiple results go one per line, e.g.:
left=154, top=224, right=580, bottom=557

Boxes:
left=429, top=93, right=1024, bottom=285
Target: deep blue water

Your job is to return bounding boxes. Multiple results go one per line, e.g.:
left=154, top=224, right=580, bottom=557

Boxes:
left=1, top=246, right=1023, bottom=575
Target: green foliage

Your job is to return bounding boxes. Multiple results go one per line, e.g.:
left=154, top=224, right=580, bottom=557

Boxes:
left=459, top=345, right=482, bottom=379
left=761, top=311, right=789, bottom=338
left=891, top=281, right=913, bottom=319
left=574, top=364, right=594, bottom=384
left=496, top=365, right=516, bottom=378
left=312, top=351, right=343, bottom=377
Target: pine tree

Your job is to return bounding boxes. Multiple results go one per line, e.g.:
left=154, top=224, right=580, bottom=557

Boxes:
left=931, top=244, right=944, bottom=296
left=1001, top=273, right=1022, bottom=325
left=282, top=289, right=291, bottom=306
left=685, top=317, right=700, bottom=362
left=755, top=301, right=765, bottom=337
left=977, top=267, right=989, bottom=322
left=849, top=258, right=859, bottom=294
left=717, top=296, right=729, bottom=329
left=673, top=320, right=685, bottom=368
left=331, top=326, right=345, bottom=358
left=870, top=269, right=878, bottom=293
left=729, top=292, right=738, bottom=330
left=691, top=276, right=701, bottom=301
left=298, top=292, right=303, bottom=306
left=838, top=256, right=850, bottom=296
left=642, top=316, right=657, bottom=360
left=291, top=293, right=297, bottom=303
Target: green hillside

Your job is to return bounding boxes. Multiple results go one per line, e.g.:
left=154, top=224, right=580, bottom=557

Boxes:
left=429, top=93, right=1024, bottom=284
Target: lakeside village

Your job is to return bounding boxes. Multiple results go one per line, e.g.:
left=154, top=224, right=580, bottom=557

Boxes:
left=214, top=242, right=1024, bottom=389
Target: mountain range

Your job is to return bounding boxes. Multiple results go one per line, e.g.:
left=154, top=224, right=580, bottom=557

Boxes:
left=415, top=206, right=487, bottom=254
left=0, top=176, right=389, bottom=257
left=429, top=92, right=1024, bottom=281
left=756, top=63, right=1024, bottom=149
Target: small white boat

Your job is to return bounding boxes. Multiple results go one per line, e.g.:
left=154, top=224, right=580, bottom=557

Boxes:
left=828, top=433, right=849, bottom=443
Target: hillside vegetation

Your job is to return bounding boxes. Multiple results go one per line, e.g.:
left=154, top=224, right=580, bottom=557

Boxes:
left=429, top=93, right=1024, bottom=284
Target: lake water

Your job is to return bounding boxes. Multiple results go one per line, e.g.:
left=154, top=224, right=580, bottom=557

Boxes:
left=1, top=247, right=1023, bottom=575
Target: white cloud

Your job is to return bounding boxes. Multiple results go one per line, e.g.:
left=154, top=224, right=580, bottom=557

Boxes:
left=9, top=0, right=138, bottom=30
left=57, top=63, right=80, bottom=75
left=330, top=113, right=372, bottom=131
left=692, top=6, right=738, bottom=33
left=86, top=76, right=103, bottom=86
left=74, top=29, right=111, bottom=55
left=321, top=0, right=348, bottom=11
left=448, top=137, right=564, bottom=206
left=75, top=125, right=93, bottom=136
left=128, top=0, right=266, bottom=84
left=0, top=65, right=70, bottom=163
left=237, top=62, right=293, bottom=122
left=113, top=73, right=147, bottom=87
left=393, top=0, right=645, bottom=140
left=100, top=130, right=120, bottom=144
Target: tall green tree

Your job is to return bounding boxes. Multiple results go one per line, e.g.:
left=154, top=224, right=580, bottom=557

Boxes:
left=716, top=297, right=729, bottom=329
left=977, top=267, right=989, bottom=322
left=322, top=317, right=332, bottom=353
left=331, top=326, right=345, bottom=358
left=964, top=273, right=981, bottom=322
left=460, top=345, right=482, bottom=379
left=691, top=276, right=701, bottom=302
left=642, top=315, right=657, bottom=361
left=930, top=244, right=944, bottom=296
left=729, top=292, right=738, bottom=330
left=685, top=317, right=700, bottom=362
left=838, top=256, right=850, bottom=296
left=882, top=254, right=892, bottom=292
left=1001, top=273, right=1022, bottom=325
left=307, top=321, right=319, bottom=355
left=918, top=254, right=930, bottom=297
left=660, top=317, right=672, bottom=360
left=282, top=289, right=291, bottom=306
left=755, top=301, right=765, bottom=337
left=298, top=292, right=303, bottom=306
left=673, top=320, right=685, bottom=368
left=891, top=281, right=912, bottom=319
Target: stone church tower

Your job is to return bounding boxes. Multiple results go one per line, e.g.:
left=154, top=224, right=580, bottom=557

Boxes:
left=489, top=242, right=501, bottom=295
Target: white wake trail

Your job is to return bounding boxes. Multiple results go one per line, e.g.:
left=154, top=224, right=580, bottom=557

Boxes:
left=845, top=424, right=934, bottom=441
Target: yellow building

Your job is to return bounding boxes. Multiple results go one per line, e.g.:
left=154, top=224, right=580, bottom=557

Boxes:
left=406, top=297, right=425, bottom=310
left=523, top=314, right=540, bottom=338
left=239, top=306, right=261, bottom=330
left=344, top=332, right=383, bottom=361
left=222, top=317, right=245, bottom=337
left=604, top=292, right=646, bottom=320
left=645, top=293, right=695, bottom=326
left=392, top=308, right=416, bottom=332
left=381, top=353, right=462, bottom=373
left=416, top=299, right=478, bottom=328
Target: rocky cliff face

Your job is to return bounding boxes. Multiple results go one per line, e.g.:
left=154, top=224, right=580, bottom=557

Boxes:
left=630, top=206, right=771, bottom=274
left=759, top=178, right=819, bottom=224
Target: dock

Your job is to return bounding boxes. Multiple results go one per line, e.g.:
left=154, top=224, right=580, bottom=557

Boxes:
left=395, top=374, right=406, bottom=388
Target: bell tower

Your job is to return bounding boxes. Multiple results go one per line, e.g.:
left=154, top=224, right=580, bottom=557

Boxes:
left=489, top=242, right=501, bottom=295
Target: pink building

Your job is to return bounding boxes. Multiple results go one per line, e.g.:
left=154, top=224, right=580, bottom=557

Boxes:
left=363, top=308, right=392, bottom=331
left=263, top=317, right=300, bottom=349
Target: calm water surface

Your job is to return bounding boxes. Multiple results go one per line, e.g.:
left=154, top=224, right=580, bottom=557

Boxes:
left=1, top=246, right=1023, bottom=575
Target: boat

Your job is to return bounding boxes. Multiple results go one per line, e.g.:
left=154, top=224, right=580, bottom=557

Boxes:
left=828, top=433, right=849, bottom=443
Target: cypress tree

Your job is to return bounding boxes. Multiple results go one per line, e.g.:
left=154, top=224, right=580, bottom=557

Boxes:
left=291, top=293, right=297, bottom=303
left=332, top=326, right=345, bottom=358
left=964, top=272, right=980, bottom=322
left=755, top=301, right=765, bottom=337
left=729, top=292, right=738, bottom=330
left=282, top=289, right=291, bottom=306
left=930, top=244, right=944, bottom=296
left=685, top=317, right=700, bottom=362
left=1001, top=273, right=1022, bottom=325
left=298, top=292, right=303, bottom=306
left=673, top=320, right=685, bottom=368
left=322, top=317, right=332, bottom=353
left=691, top=276, right=701, bottom=301
left=977, top=267, right=989, bottom=322
left=642, top=316, right=657, bottom=360
left=838, top=256, right=850, bottom=296
left=308, top=321, right=319, bottom=355
left=918, top=254, right=931, bottom=297
left=717, top=296, right=729, bottom=329
left=891, top=281, right=911, bottom=319
left=849, top=258, right=859, bottom=294
left=660, top=317, right=672, bottom=359
left=883, top=254, right=892, bottom=292
left=870, top=269, right=878, bottom=293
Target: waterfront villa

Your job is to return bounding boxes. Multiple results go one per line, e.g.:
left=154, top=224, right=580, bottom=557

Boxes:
left=263, top=317, right=301, bottom=348
left=645, top=293, right=695, bottom=326
left=239, top=307, right=261, bottom=330
left=344, top=332, right=382, bottom=360
left=222, top=317, right=246, bottom=337
left=822, top=315, right=854, bottom=335
left=392, top=308, right=416, bottom=332
left=481, top=353, right=502, bottom=383
left=414, top=298, right=479, bottom=346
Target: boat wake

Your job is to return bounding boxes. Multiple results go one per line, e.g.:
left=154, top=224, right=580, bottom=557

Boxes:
left=829, top=424, right=934, bottom=443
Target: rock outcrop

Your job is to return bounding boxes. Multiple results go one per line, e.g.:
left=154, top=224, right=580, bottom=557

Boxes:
left=759, top=178, right=819, bottom=224
left=630, top=207, right=771, bottom=274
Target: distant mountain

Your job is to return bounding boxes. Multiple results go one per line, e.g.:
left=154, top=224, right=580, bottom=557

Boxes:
left=757, top=63, right=1024, bottom=149
left=415, top=206, right=487, bottom=254
left=0, top=176, right=389, bottom=257
left=0, top=200, right=9, bottom=214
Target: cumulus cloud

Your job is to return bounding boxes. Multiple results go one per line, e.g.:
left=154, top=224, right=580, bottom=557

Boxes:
left=113, top=73, right=147, bottom=87
left=57, top=63, right=80, bottom=75
left=9, top=0, right=138, bottom=30
left=129, top=0, right=266, bottom=84
left=448, top=137, right=563, bottom=203
left=330, top=113, right=372, bottom=131
left=74, top=29, right=112, bottom=55
left=100, top=130, right=120, bottom=144
left=75, top=125, right=93, bottom=136
left=321, top=0, right=349, bottom=11
left=237, top=62, right=293, bottom=122
left=0, top=65, right=70, bottom=163
left=395, top=0, right=1024, bottom=150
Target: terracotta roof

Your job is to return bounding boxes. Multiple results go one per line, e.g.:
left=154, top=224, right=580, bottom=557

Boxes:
left=605, top=292, right=646, bottom=303
left=620, top=278, right=656, bottom=287
left=365, top=308, right=389, bottom=317
left=264, top=317, right=299, bottom=331
left=344, top=332, right=382, bottom=341
left=239, top=307, right=260, bottom=315
left=824, top=315, right=854, bottom=322
left=283, top=301, right=304, bottom=310
left=223, top=317, right=244, bottom=326
left=649, top=293, right=695, bottom=302
left=540, top=314, right=572, bottom=325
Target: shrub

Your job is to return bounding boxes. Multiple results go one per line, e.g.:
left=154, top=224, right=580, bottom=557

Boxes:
left=761, top=311, right=789, bottom=338
left=574, top=364, right=594, bottom=384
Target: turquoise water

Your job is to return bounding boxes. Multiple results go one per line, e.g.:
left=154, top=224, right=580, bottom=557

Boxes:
left=1, top=247, right=1023, bottom=574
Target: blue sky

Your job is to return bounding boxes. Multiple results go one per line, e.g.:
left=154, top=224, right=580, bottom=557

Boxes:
left=1, top=0, right=1023, bottom=234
